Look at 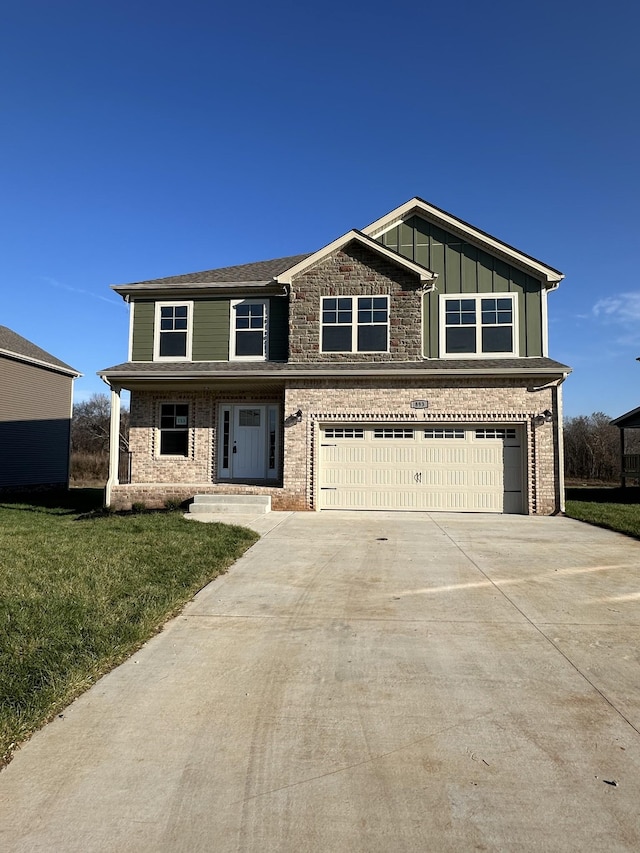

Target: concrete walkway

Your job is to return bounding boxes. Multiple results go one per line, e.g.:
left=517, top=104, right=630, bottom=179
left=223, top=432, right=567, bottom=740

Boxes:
left=1, top=512, right=640, bottom=852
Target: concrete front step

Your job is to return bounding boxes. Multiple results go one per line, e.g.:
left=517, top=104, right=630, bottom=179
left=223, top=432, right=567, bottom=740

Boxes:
left=189, top=494, right=271, bottom=514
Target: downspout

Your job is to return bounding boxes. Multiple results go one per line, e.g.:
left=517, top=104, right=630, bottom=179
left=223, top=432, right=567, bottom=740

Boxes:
left=67, top=376, right=75, bottom=490
left=555, top=378, right=567, bottom=513
left=103, top=381, right=121, bottom=507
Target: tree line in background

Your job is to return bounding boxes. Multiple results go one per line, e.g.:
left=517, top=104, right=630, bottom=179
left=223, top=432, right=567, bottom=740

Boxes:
left=70, top=394, right=637, bottom=485
left=563, top=411, right=638, bottom=484
left=71, top=393, right=129, bottom=484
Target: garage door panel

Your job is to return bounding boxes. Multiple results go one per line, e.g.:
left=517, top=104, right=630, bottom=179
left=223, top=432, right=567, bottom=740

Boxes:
left=371, top=447, right=418, bottom=464
left=421, top=447, right=468, bottom=464
left=321, top=445, right=366, bottom=463
left=318, top=425, right=524, bottom=513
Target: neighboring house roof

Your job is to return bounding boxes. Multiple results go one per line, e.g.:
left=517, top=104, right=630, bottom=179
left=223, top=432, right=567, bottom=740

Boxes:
left=0, top=326, right=80, bottom=377
left=363, top=197, right=564, bottom=288
left=99, top=357, right=571, bottom=381
left=610, top=406, right=640, bottom=429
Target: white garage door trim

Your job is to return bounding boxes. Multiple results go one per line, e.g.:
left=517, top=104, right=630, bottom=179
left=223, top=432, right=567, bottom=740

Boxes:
left=317, top=423, right=524, bottom=513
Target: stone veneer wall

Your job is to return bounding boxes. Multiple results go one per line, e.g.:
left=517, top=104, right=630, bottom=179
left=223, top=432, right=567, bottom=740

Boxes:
left=288, top=244, right=424, bottom=362
left=113, top=379, right=562, bottom=514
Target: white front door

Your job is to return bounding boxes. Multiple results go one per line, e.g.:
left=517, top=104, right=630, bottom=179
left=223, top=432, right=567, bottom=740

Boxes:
left=232, top=406, right=266, bottom=479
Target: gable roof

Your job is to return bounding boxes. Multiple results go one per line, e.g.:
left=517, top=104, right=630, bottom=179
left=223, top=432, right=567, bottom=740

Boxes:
left=363, top=197, right=564, bottom=288
left=0, top=326, right=80, bottom=377
left=610, top=406, right=640, bottom=429
left=110, top=196, right=563, bottom=297
left=274, top=230, right=438, bottom=288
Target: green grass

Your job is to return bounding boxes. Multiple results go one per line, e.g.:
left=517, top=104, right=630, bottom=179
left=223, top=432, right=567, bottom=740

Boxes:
left=565, top=500, right=640, bottom=539
left=0, top=493, right=258, bottom=765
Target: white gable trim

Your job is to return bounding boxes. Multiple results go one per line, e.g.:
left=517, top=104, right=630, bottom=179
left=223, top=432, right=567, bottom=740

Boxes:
left=0, top=349, right=81, bottom=378
left=275, top=230, right=438, bottom=289
left=363, top=198, right=564, bottom=288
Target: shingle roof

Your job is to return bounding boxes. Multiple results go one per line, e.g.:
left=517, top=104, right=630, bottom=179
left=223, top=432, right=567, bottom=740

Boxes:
left=119, top=254, right=312, bottom=288
left=0, top=326, right=79, bottom=375
left=99, top=357, right=570, bottom=379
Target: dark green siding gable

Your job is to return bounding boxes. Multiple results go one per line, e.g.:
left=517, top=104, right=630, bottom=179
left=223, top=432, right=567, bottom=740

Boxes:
left=379, top=215, right=544, bottom=358
left=131, top=301, right=154, bottom=361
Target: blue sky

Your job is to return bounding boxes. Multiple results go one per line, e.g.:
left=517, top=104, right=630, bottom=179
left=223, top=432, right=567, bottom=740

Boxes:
left=2, top=1, right=638, bottom=418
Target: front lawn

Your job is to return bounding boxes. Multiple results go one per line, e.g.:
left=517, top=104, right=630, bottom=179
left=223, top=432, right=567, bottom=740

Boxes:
left=0, top=495, right=258, bottom=766
left=565, top=499, right=640, bottom=539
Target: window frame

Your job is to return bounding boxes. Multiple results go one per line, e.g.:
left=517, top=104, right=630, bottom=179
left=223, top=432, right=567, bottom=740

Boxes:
left=320, top=295, right=390, bottom=354
left=153, top=301, right=194, bottom=361
left=157, top=402, right=190, bottom=458
left=229, top=298, right=269, bottom=361
left=439, top=293, right=519, bottom=359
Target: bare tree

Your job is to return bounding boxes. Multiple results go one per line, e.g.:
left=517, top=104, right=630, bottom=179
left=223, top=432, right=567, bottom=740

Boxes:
left=564, top=412, right=622, bottom=482
left=72, top=393, right=129, bottom=454
left=70, top=393, right=129, bottom=484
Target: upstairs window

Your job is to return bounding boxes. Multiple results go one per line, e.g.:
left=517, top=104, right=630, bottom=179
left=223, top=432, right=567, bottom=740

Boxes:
left=440, top=294, right=517, bottom=357
left=154, top=302, right=193, bottom=360
left=321, top=296, right=389, bottom=353
left=159, top=403, right=189, bottom=456
left=231, top=299, right=268, bottom=360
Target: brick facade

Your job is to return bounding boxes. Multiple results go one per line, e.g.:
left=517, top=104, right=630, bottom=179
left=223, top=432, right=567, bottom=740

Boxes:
left=111, top=377, right=562, bottom=515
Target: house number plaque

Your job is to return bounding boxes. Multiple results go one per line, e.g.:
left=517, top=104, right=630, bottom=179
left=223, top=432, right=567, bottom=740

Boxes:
left=410, top=400, right=429, bottom=409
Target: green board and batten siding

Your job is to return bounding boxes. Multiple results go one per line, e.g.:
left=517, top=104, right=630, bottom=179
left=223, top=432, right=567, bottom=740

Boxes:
left=192, top=301, right=230, bottom=361
left=379, top=215, right=544, bottom=358
left=130, top=298, right=288, bottom=362
left=131, top=301, right=154, bottom=361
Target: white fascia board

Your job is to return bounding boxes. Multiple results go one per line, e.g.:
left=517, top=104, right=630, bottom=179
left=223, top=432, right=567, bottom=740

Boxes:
left=0, top=349, right=81, bottom=378
left=112, top=281, right=277, bottom=297
left=275, top=230, right=437, bottom=287
left=99, top=366, right=570, bottom=382
left=363, top=198, right=564, bottom=289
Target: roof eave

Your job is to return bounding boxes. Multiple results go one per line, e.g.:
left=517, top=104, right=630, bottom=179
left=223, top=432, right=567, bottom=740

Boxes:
left=98, top=365, right=571, bottom=382
left=1, top=348, right=81, bottom=378
left=275, top=230, right=438, bottom=288
left=112, top=280, right=282, bottom=298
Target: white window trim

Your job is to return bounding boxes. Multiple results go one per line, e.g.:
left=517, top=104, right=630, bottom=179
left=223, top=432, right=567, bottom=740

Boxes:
left=230, top=298, right=269, bottom=361
left=156, top=401, right=191, bottom=458
left=153, top=301, right=194, bottom=361
left=319, top=295, right=390, bottom=354
left=128, top=301, right=135, bottom=361
left=438, top=292, right=519, bottom=359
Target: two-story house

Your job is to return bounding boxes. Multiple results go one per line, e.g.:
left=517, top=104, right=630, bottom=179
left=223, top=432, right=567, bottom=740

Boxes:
left=99, top=198, right=570, bottom=514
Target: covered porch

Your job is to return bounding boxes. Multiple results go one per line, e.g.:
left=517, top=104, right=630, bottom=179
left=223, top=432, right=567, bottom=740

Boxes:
left=610, top=406, right=640, bottom=487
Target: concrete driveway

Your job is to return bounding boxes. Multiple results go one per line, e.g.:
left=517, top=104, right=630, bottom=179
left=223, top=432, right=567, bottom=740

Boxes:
left=1, top=511, right=640, bottom=852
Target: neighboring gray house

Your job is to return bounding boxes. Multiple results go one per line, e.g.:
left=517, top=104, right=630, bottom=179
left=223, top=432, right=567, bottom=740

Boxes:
left=0, top=326, right=80, bottom=489
left=99, top=197, right=571, bottom=514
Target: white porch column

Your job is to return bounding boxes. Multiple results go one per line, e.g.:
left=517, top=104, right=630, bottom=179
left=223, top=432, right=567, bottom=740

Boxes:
left=105, top=385, right=121, bottom=507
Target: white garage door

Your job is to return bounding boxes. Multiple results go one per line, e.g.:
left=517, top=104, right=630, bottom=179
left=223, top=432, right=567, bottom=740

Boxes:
left=318, top=424, right=524, bottom=513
